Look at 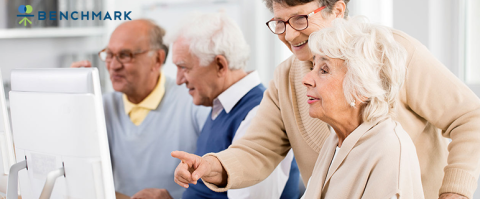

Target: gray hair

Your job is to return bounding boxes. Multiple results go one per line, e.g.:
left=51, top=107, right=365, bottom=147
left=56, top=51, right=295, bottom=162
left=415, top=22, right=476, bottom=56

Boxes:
left=263, top=0, right=350, bottom=18
left=138, top=19, right=169, bottom=64
left=308, top=16, right=407, bottom=122
left=166, top=12, right=250, bottom=70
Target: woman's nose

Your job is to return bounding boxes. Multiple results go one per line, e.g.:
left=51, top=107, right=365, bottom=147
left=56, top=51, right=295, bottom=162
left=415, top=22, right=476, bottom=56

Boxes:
left=284, top=24, right=300, bottom=43
left=302, top=71, right=315, bottom=88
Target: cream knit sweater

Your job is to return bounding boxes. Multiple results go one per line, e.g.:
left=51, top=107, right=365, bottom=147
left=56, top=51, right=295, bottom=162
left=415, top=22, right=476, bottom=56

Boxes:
left=205, top=29, right=480, bottom=199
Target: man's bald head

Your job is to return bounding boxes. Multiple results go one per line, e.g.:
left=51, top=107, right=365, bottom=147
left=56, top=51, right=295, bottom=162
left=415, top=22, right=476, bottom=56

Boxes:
left=110, top=19, right=168, bottom=62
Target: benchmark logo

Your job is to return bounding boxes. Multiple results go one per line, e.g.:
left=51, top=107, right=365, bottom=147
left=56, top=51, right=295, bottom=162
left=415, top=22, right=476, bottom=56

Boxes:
left=17, top=5, right=34, bottom=26
left=16, top=5, right=132, bottom=27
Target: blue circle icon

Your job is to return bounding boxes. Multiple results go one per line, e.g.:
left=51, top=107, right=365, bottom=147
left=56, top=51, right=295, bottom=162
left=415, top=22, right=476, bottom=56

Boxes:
left=18, top=5, right=32, bottom=14
left=18, top=5, right=26, bottom=13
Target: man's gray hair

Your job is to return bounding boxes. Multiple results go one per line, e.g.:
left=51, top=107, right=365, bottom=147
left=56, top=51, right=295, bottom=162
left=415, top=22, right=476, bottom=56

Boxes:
left=263, top=0, right=350, bottom=18
left=140, top=19, right=169, bottom=64
left=309, top=16, right=407, bottom=122
left=166, top=12, right=250, bottom=70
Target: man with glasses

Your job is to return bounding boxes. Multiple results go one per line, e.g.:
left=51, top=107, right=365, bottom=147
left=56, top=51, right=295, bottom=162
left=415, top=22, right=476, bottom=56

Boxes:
left=71, top=19, right=210, bottom=199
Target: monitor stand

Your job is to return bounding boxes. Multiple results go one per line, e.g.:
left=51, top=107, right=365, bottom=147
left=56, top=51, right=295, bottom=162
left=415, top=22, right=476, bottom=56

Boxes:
left=6, top=160, right=26, bottom=199
left=6, top=159, right=65, bottom=199
left=39, top=166, right=65, bottom=199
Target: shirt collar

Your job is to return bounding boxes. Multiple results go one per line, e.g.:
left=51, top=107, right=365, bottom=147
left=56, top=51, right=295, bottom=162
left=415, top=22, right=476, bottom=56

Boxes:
left=123, top=72, right=166, bottom=115
left=214, top=71, right=261, bottom=114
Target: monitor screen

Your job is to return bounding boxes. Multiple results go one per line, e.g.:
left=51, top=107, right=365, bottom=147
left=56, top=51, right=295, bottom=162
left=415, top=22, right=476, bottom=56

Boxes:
left=0, top=69, right=16, bottom=194
left=8, top=68, right=115, bottom=199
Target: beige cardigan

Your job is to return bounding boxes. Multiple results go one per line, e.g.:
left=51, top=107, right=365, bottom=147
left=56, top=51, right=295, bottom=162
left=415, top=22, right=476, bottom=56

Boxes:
left=302, top=118, right=424, bottom=199
left=205, top=29, right=480, bottom=199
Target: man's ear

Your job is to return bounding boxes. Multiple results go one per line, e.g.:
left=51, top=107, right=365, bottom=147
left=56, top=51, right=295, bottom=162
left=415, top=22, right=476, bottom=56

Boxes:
left=153, top=49, right=166, bottom=71
left=215, top=55, right=229, bottom=77
left=333, top=1, right=346, bottom=19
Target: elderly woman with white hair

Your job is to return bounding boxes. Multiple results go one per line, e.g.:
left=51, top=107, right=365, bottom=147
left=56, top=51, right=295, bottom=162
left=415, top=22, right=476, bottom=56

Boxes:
left=301, top=16, right=424, bottom=198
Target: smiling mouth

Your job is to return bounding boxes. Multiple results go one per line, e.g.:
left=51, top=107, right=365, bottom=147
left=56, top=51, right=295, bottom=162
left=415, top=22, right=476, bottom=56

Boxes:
left=293, top=40, right=308, bottom=47
left=111, top=74, right=124, bottom=80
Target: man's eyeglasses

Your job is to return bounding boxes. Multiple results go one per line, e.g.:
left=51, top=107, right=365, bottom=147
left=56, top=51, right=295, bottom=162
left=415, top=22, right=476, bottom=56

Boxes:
left=98, top=48, right=152, bottom=64
left=266, top=6, right=326, bottom=35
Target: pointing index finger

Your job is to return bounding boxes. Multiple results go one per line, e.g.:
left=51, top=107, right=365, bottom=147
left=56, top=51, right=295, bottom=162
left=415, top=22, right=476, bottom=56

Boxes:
left=171, top=151, right=197, bottom=166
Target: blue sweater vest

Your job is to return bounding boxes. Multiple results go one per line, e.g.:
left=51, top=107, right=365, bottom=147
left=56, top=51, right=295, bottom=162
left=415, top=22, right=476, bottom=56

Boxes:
left=183, top=84, right=299, bottom=199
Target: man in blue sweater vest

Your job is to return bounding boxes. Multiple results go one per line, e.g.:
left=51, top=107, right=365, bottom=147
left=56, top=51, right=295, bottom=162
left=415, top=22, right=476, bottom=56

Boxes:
left=166, top=12, right=300, bottom=199
left=71, top=19, right=210, bottom=199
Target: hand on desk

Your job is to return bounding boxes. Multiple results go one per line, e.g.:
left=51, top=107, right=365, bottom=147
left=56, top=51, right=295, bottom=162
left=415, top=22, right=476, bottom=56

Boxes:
left=70, top=60, right=92, bottom=68
left=131, top=188, right=172, bottom=199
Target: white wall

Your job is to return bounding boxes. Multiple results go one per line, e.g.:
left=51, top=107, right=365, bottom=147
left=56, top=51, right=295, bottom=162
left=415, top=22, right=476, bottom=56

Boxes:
left=429, top=0, right=459, bottom=75
left=393, top=0, right=430, bottom=47
left=348, top=0, right=393, bottom=27
left=0, top=36, right=105, bottom=90
left=465, top=0, right=480, bottom=84
left=105, top=0, right=290, bottom=87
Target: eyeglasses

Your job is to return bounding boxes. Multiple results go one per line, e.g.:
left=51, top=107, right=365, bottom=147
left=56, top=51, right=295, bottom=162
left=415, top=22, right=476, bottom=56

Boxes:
left=98, top=48, right=152, bottom=64
left=266, top=6, right=326, bottom=35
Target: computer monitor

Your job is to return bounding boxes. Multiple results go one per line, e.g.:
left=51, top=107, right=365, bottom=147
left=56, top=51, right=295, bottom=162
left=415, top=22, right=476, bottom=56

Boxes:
left=0, top=69, right=16, bottom=194
left=8, top=68, right=115, bottom=199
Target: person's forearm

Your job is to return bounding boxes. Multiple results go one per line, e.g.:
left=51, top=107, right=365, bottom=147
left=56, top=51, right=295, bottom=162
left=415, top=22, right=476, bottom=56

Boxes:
left=203, top=156, right=228, bottom=186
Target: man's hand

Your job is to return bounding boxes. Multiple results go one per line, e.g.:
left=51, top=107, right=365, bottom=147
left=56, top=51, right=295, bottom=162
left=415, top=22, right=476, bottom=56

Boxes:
left=70, top=60, right=92, bottom=68
left=439, top=193, right=468, bottom=199
left=171, top=151, right=227, bottom=188
left=131, top=188, right=172, bottom=199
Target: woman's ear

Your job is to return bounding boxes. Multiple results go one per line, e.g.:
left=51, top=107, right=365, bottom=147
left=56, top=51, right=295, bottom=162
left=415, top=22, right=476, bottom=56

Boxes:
left=215, top=55, right=229, bottom=77
left=357, top=95, right=369, bottom=104
left=333, top=1, right=346, bottom=19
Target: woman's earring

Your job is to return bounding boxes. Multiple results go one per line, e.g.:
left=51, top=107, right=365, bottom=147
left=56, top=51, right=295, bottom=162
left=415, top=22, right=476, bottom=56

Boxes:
left=350, top=100, right=355, bottom=107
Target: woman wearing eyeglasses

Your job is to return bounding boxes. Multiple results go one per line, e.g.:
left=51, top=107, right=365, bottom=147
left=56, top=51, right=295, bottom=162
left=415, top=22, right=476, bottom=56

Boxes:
left=172, top=1, right=480, bottom=199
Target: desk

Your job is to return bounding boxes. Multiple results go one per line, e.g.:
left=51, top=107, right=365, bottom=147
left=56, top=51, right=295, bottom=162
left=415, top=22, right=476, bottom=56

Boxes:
left=116, top=192, right=130, bottom=199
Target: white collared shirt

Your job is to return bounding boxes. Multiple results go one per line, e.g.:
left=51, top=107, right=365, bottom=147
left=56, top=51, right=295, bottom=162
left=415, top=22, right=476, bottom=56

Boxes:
left=212, top=71, right=294, bottom=199
left=211, top=71, right=262, bottom=120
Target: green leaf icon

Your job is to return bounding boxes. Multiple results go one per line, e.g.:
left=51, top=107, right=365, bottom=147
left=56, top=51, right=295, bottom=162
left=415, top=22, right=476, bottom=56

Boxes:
left=25, top=5, right=32, bottom=14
